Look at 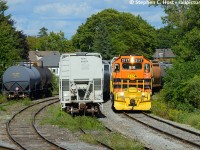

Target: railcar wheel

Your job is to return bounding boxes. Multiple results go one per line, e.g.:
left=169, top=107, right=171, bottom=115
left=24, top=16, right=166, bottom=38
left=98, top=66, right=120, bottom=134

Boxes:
left=83, top=108, right=86, bottom=116
left=70, top=106, right=74, bottom=117
left=91, top=106, right=95, bottom=117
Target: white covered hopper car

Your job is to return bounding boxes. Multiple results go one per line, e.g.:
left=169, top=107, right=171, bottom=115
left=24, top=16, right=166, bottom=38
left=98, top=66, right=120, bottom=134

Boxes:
left=59, top=52, right=103, bottom=115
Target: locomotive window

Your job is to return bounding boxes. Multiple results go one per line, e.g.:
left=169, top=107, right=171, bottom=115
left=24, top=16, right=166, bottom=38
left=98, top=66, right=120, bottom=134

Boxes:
left=144, top=64, right=150, bottom=73
left=122, top=63, right=142, bottom=70
left=114, top=64, right=120, bottom=72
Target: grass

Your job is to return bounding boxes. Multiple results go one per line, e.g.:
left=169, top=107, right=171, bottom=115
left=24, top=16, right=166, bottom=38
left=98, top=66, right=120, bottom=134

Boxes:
left=40, top=105, right=105, bottom=132
left=41, top=105, right=145, bottom=150
left=80, top=132, right=144, bottom=150
left=97, top=132, right=144, bottom=150
left=0, top=94, right=7, bottom=104
left=0, top=94, right=32, bottom=112
left=151, top=93, right=200, bottom=130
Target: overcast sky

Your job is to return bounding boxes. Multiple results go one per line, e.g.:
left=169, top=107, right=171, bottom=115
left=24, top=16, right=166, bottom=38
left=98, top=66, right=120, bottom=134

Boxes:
left=5, top=0, right=165, bottom=39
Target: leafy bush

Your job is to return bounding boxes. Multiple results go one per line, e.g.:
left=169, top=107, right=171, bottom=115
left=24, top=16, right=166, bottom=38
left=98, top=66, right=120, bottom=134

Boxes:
left=152, top=98, right=200, bottom=130
left=51, top=73, right=59, bottom=95
left=181, top=75, right=200, bottom=109
left=161, top=59, right=200, bottom=111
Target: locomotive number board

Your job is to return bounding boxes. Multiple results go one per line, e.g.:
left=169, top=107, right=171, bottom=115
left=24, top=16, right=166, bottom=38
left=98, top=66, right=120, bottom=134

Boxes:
left=121, top=58, right=130, bottom=62
left=121, top=58, right=143, bottom=63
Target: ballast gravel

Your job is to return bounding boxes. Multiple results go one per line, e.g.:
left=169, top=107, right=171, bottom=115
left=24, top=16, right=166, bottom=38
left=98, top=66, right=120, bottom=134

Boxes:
left=0, top=97, right=199, bottom=150
left=99, top=100, right=199, bottom=150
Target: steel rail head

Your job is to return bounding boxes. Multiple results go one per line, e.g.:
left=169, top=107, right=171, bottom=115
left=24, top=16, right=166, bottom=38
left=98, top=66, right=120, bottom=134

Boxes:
left=142, top=112, right=200, bottom=137
left=123, top=112, right=200, bottom=149
left=96, top=140, right=115, bottom=150
left=32, top=99, right=68, bottom=150
left=0, top=145, right=16, bottom=150
left=6, top=97, right=59, bottom=150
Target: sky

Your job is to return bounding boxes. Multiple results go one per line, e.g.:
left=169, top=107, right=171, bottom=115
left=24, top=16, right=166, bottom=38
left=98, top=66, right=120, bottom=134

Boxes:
left=5, top=0, right=166, bottom=39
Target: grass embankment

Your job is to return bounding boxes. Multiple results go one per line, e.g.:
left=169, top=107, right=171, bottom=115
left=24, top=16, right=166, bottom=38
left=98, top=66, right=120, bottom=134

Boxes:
left=151, top=93, right=200, bottom=130
left=41, top=105, right=144, bottom=150
left=0, top=94, right=32, bottom=112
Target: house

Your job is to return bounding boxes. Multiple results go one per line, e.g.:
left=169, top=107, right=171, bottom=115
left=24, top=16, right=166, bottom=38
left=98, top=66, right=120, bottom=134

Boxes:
left=152, top=49, right=175, bottom=63
left=28, top=51, right=60, bottom=76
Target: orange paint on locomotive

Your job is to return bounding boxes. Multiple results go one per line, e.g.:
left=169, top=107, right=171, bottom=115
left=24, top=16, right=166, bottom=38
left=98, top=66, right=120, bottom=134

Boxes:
left=110, top=55, right=153, bottom=111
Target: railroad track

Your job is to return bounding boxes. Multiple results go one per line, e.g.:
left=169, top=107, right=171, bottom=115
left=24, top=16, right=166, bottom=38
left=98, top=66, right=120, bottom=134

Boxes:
left=6, top=97, right=68, bottom=150
left=0, top=145, right=16, bottom=150
left=123, top=112, right=200, bottom=149
left=79, top=127, right=114, bottom=150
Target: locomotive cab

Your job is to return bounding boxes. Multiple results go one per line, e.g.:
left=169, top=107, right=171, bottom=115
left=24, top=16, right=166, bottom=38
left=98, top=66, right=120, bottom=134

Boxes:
left=110, top=55, right=153, bottom=111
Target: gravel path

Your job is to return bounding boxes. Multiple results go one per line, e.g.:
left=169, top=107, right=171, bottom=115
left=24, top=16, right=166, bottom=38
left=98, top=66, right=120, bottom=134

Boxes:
left=99, top=100, right=199, bottom=150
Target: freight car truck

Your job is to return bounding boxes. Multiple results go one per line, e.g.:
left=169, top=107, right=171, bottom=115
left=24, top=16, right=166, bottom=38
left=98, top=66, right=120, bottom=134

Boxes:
left=59, top=52, right=104, bottom=115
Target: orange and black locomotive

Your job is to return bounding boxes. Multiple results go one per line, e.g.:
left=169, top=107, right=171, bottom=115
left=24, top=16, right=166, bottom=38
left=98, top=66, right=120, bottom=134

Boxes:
left=110, top=55, right=160, bottom=111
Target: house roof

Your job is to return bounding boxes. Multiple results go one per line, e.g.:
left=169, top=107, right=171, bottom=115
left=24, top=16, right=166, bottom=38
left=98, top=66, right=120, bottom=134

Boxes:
left=152, top=49, right=175, bottom=59
left=40, top=53, right=60, bottom=67
left=29, top=51, right=60, bottom=62
left=28, top=51, right=60, bottom=67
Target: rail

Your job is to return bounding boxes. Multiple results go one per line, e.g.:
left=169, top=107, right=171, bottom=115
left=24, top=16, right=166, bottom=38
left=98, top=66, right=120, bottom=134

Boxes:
left=6, top=97, right=67, bottom=150
left=123, top=112, right=200, bottom=149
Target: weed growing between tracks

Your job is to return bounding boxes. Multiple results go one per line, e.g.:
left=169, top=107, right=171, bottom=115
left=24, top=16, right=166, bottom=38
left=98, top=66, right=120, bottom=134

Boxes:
left=40, top=105, right=105, bottom=131
left=41, top=105, right=145, bottom=150
left=152, top=94, right=200, bottom=130
left=96, top=132, right=144, bottom=150
left=0, top=96, right=32, bottom=112
left=0, top=94, right=7, bottom=104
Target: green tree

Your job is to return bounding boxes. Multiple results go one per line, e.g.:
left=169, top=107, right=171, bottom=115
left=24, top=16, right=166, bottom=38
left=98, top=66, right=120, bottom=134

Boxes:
left=27, top=30, right=76, bottom=52
left=92, top=23, right=113, bottom=59
left=153, top=2, right=200, bottom=111
left=162, top=59, right=200, bottom=111
left=72, top=9, right=157, bottom=59
left=152, top=3, right=200, bottom=60
left=0, top=0, right=29, bottom=81
left=155, top=26, right=174, bottom=49
left=173, top=28, right=200, bottom=61
left=38, top=27, right=48, bottom=37
left=27, top=36, right=39, bottom=50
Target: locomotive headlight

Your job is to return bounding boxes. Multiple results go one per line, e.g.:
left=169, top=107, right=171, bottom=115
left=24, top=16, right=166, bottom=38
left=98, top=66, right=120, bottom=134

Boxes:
left=142, top=92, right=145, bottom=97
left=130, top=57, right=134, bottom=63
left=120, top=92, right=124, bottom=97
